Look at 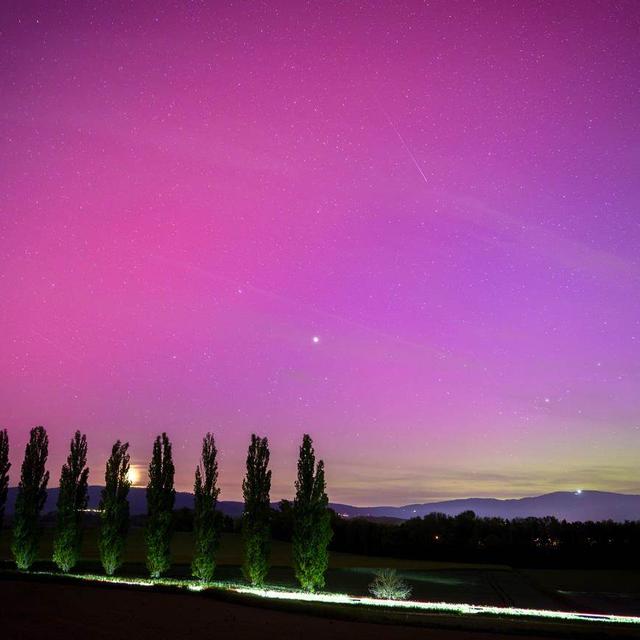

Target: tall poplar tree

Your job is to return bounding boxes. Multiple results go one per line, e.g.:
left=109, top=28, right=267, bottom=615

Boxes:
left=99, top=441, right=131, bottom=575
left=191, top=432, right=220, bottom=582
left=0, top=429, right=10, bottom=532
left=53, top=431, right=89, bottom=572
left=11, top=426, right=49, bottom=570
left=145, top=432, right=175, bottom=578
left=292, top=434, right=332, bottom=591
left=242, top=434, right=271, bottom=586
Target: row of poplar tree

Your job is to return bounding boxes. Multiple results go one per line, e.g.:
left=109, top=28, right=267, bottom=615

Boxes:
left=0, top=426, right=333, bottom=591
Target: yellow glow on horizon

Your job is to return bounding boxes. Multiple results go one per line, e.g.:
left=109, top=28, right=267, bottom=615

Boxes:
left=128, top=466, right=141, bottom=486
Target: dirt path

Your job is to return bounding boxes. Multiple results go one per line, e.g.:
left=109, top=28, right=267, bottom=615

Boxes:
left=1, top=579, right=552, bottom=640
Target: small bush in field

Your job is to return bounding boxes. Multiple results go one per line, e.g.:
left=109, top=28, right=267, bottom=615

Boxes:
left=368, top=568, right=412, bottom=600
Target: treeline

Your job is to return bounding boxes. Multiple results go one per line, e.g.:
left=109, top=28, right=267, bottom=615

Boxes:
left=153, top=503, right=640, bottom=569
left=320, top=510, right=640, bottom=569
left=0, top=427, right=332, bottom=590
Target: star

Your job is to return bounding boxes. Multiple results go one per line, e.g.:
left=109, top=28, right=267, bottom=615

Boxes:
left=312, top=336, right=320, bottom=344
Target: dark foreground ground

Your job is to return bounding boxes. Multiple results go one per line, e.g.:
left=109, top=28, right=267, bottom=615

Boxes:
left=0, top=578, right=569, bottom=640
left=3, top=530, right=640, bottom=615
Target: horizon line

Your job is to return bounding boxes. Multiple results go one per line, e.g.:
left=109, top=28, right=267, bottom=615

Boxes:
left=7, top=485, right=639, bottom=508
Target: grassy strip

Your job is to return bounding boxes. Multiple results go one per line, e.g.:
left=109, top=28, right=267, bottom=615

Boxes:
left=2, top=568, right=639, bottom=638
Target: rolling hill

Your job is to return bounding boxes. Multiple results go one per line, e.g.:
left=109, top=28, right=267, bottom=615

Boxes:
left=4, top=487, right=639, bottom=522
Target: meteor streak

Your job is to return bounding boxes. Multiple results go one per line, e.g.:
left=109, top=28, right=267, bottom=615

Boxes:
left=383, top=109, right=430, bottom=186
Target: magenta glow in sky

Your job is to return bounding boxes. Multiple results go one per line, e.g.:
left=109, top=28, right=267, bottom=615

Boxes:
left=1, top=1, right=639, bottom=504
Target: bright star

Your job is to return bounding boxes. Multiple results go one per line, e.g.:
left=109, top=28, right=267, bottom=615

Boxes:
left=312, top=336, right=320, bottom=344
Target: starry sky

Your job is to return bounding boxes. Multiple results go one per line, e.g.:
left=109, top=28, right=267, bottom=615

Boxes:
left=1, top=1, right=639, bottom=505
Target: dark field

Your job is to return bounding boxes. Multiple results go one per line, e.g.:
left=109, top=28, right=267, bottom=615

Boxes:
left=1, top=578, right=567, bottom=640
left=1, top=527, right=639, bottom=617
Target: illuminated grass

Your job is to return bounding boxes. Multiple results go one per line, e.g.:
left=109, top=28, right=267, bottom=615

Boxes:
left=233, top=585, right=640, bottom=625
left=29, top=570, right=223, bottom=590
left=22, top=570, right=640, bottom=627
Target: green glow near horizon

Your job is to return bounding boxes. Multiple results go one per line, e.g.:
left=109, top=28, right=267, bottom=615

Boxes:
left=26, top=571, right=640, bottom=626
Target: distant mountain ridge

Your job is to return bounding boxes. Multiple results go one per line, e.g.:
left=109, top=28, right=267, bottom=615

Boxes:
left=330, top=490, right=640, bottom=523
left=4, top=488, right=639, bottom=522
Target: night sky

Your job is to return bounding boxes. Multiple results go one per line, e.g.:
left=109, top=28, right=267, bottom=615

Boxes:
left=1, top=1, right=639, bottom=504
